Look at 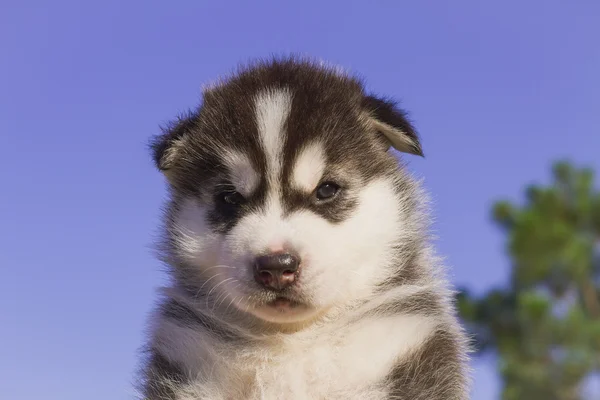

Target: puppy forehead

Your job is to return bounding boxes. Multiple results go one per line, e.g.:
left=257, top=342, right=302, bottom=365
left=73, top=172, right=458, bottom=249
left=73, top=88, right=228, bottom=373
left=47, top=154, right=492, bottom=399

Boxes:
left=194, top=62, right=381, bottom=187
left=200, top=60, right=366, bottom=146
left=209, top=88, right=367, bottom=193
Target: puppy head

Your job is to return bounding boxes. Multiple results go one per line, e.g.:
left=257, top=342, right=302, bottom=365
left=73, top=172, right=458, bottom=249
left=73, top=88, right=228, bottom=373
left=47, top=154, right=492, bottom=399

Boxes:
left=151, top=58, right=423, bottom=324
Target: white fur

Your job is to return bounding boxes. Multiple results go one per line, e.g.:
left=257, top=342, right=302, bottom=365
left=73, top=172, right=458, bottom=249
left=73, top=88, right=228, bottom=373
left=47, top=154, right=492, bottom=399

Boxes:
left=172, top=198, right=217, bottom=268
left=254, top=88, right=292, bottom=187
left=291, top=142, right=326, bottom=192
left=222, top=151, right=259, bottom=196
left=151, top=289, right=440, bottom=399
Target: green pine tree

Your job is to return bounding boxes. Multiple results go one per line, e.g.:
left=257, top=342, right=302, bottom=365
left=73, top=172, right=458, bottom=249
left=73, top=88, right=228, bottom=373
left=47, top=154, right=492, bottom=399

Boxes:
left=457, top=161, right=600, bottom=399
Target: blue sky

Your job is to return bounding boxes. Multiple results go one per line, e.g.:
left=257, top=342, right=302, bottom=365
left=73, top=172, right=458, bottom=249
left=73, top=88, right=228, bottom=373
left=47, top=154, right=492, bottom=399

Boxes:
left=1, top=1, right=599, bottom=399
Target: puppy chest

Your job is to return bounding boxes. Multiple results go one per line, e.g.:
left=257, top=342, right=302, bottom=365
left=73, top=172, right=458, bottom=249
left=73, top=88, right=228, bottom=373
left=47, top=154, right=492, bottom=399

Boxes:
left=203, top=340, right=397, bottom=399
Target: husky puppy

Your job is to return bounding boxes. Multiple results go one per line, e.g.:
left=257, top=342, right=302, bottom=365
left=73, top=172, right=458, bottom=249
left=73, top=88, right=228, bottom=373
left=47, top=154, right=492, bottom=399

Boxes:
left=140, top=58, right=470, bottom=399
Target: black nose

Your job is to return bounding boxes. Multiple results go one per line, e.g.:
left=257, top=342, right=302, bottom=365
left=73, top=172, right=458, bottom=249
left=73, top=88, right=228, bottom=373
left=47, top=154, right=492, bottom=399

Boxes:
left=253, top=252, right=300, bottom=290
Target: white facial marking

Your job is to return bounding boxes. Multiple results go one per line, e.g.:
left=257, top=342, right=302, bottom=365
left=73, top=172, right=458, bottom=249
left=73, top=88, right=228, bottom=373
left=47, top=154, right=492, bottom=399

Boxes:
left=171, top=175, right=408, bottom=324
left=291, top=142, right=326, bottom=192
left=222, top=151, right=259, bottom=197
left=228, top=194, right=287, bottom=257
left=220, top=177, right=404, bottom=322
left=280, top=178, right=403, bottom=305
left=254, top=88, right=292, bottom=187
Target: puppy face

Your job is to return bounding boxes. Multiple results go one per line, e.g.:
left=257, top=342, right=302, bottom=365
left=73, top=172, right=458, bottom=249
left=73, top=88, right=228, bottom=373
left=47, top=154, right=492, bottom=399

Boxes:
left=152, top=59, right=422, bottom=324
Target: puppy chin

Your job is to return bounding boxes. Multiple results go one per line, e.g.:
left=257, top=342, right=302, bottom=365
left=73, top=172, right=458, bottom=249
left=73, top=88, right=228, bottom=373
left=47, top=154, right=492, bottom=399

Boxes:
left=246, top=299, right=319, bottom=324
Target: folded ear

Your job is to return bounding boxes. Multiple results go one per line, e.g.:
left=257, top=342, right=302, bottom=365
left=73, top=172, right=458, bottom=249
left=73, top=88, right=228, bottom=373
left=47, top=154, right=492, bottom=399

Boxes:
left=361, top=95, right=423, bottom=157
left=150, top=114, right=196, bottom=174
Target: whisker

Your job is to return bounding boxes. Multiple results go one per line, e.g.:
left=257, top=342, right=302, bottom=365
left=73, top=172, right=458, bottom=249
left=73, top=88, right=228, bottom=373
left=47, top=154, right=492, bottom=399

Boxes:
left=213, top=291, right=228, bottom=311
left=244, top=297, right=252, bottom=314
left=198, top=273, right=224, bottom=292
left=213, top=281, right=241, bottom=312
left=206, top=277, right=236, bottom=310
left=207, top=277, right=235, bottom=298
left=216, top=282, right=242, bottom=310
left=225, top=296, right=240, bottom=315
left=202, top=265, right=237, bottom=273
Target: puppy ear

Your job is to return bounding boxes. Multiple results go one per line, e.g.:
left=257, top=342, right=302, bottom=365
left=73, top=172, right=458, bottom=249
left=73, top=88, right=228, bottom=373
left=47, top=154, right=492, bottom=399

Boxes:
left=150, top=114, right=196, bottom=173
left=361, top=95, right=423, bottom=157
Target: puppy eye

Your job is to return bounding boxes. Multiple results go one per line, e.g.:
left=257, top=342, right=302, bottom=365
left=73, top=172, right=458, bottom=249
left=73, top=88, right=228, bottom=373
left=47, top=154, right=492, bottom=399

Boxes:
left=315, top=182, right=340, bottom=200
left=220, top=191, right=245, bottom=206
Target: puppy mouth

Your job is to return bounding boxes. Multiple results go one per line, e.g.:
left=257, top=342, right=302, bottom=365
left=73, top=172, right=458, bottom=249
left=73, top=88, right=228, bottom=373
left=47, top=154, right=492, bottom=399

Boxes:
left=244, top=292, right=315, bottom=323
left=267, top=296, right=302, bottom=310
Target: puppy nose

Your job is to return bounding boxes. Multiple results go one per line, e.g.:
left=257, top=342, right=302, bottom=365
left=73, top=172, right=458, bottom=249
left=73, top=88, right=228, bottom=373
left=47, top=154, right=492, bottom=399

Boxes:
left=253, top=252, right=300, bottom=290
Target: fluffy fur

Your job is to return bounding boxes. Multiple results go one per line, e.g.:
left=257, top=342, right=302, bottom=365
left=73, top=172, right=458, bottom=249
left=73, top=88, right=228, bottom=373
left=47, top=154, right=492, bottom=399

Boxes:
left=138, top=57, right=471, bottom=399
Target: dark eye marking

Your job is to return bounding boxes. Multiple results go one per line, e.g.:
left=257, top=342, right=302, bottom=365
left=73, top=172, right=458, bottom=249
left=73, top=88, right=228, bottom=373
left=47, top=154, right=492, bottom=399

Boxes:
left=315, top=182, right=341, bottom=201
left=221, top=191, right=245, bottom=205
left=217, top=190, right=246, bottom=206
